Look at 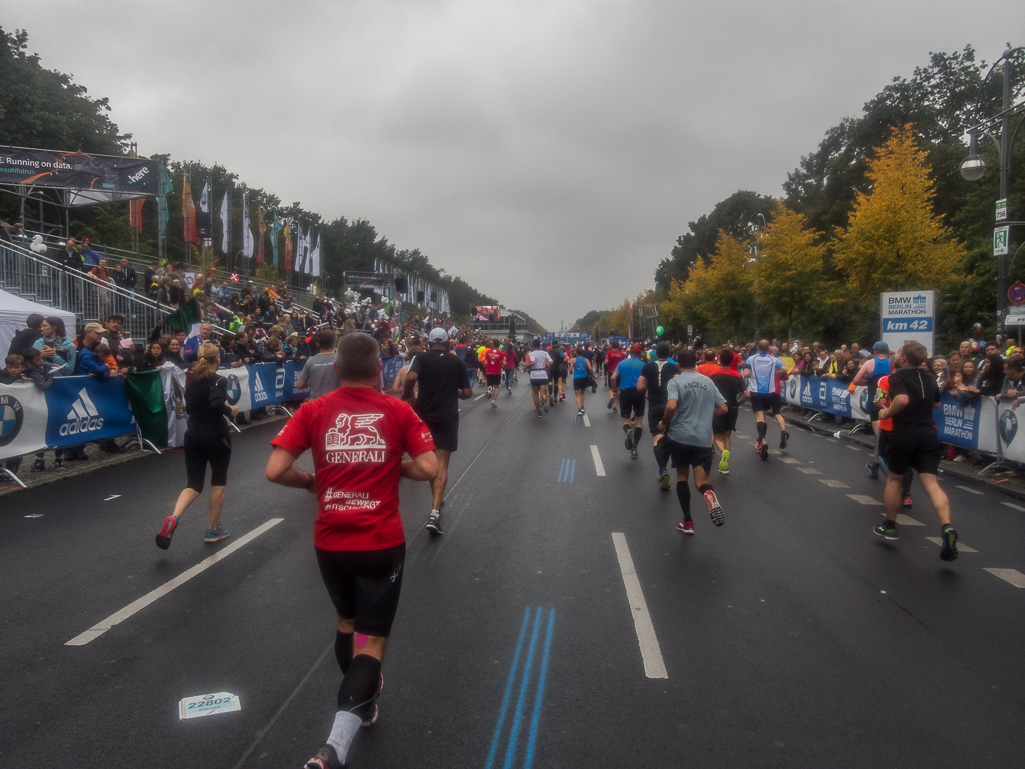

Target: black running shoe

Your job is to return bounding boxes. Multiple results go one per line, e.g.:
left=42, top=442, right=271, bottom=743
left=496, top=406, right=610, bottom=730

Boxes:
left=939, top=526, right=959, bottom=561
left=607, top=398, right=614, bottom=410
left=425, top=511, right=443, bottom=536
left=757, top=440, right=768, bottom=460
left=779, top=431, right=789, bottom=450
left=304, top=744, right=345, bottom=769
left=625, top=434, right=634, bottom=450
left=866, top=461, right=879, bottom=480
left=631, top=448, right=638, bottom=459
left=873, top=521, right=898, bottom=541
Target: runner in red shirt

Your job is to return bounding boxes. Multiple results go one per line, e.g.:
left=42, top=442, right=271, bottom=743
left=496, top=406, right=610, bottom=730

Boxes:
left=482, top=339, right=507, bottom=408
left=604, top=341, right=627, bottom=414
left=265, top=333, right=438, bottom=769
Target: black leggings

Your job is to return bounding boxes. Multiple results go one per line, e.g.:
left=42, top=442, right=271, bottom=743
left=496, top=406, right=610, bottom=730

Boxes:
left=184, top=433, right=232, bottom=492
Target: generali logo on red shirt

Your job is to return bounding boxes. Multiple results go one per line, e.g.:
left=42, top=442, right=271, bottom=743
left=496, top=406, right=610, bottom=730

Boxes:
left=325, top=413, right=386, bottom=464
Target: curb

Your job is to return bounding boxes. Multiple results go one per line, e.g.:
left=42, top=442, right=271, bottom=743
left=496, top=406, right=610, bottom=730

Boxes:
left=781, top=410, right=1025, bottom=505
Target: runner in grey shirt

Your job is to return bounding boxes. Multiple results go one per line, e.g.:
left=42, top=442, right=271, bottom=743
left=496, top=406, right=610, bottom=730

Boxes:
left=659, top=349, right=729, bottom=534
left=298, top=329, right=340, bottom=399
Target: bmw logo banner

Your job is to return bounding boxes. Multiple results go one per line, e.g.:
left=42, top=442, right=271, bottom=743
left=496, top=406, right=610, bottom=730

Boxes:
left=0, top=383, right=50, bottom=461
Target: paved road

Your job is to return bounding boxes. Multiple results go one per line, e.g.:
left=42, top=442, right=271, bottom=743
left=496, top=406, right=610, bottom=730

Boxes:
left=2, top=381, right=1023, bottom=768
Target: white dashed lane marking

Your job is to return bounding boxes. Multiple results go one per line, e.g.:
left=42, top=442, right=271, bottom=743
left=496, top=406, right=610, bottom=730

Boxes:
left=583, top=413, right=591, bottom=427
left=893, top=513, right=924, bottom=526
left=611, top=533, right=668, bottom=679
left=848, top=495, right=882, bottom=506
left=984, top=569, right=1025, bottom=588
left=925, top=537, right=977, bottom=553
left=1002, top=502, right=1025, bottom=511
left=820, top=480, right=850, bottom=489
left=590, top=445, right=606, bottom=477
left=845, top=446, right=860, bottom=451
left=956, top=485, right=984, bottom=495
left=779, top=457, right=800, bottom=464
left=797, top=468, right=822, bottom=475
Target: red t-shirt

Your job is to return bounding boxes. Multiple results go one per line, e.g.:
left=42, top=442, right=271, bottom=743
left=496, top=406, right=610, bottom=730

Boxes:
left=483, top=349, right=507, bottom=375
left=271, top=386, right=435, bottom=551
left=696, top=362, right=719, bottom=377
left=605, top=349, right=627, bottom=373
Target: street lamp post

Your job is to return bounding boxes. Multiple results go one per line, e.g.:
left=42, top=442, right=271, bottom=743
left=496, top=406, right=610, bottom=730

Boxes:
left=960, top=46, right=1025, bottom=342
left=749, top=213, right=767, bottom=339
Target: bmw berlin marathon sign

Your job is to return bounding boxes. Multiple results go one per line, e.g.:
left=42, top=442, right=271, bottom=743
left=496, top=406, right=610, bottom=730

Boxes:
left=880, top=291, right=935, bottom=357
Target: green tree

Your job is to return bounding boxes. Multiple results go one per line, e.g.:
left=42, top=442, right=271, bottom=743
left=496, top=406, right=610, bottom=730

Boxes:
left=833, top=124, right=964, bottom=298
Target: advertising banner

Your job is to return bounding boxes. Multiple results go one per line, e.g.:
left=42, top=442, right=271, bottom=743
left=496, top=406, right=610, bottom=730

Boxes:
left=343, top=272, right=395, bottom=290
left=44, top=376, right=136, bottom=447
left=880, top=290, right=935, bottom=357
left=0, top=145, right=160, bottom=199
left=247, top=362, right=309, bottom=408
left=783, top=375, right=871, bottom=421
left=222, top=367, right=251, bottom=413
left=0, top=382, right=50, bottom=459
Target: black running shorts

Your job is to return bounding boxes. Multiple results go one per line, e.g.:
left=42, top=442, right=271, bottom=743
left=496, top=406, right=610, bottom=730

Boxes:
left=750, top=392, right=782, bottom=416
left=667, top=441, right=714, bottom=472
left=423, top=416, right=458, bottom=453
left=619, top=388, right=645, bottom=418
left=572, top=377, right=588, bottom=391
left=529, top=374, right=549, bottom=387
left=885, top=429, right=942, bottom=476
left=486, top=373, right=502, bottom=387
left=712, top=407, right=739, bottom=434
left=648, top=403, right=665, bottom=435
left=316, top=543, right=406, bottom=637
left=184, top=433, right=232, bottom=492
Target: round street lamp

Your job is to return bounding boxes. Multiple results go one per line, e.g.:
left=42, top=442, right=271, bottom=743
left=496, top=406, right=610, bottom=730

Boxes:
left=959, top=154, right=987, bottom=182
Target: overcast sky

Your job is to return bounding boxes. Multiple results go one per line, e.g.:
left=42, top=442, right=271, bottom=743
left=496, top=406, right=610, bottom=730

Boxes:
left=7, top=1, right=1020, bottom=329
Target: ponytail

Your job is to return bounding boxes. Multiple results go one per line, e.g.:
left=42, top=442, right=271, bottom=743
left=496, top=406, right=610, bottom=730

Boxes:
left=193, top=342, right=221, bottom=380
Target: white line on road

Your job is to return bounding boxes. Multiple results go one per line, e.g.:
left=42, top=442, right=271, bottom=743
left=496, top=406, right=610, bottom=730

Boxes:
left=925, top=537, right=977, bottom=553
left=984, top=568, right=1025, bottom=588
left=475, top=393, right=487, bottom=401
left=797, top=468, right=822, bottom=475
left=103, top=495, right=121, bottom=501
left=590, top=445, right=606, bottom=477
left=779, top=457, right=800, bottom=464
left=894, top=513, right=924, bottom=526
left=1002, top=502, right=1025, bottom=511
left=611, top=533, right=667, bottom=679
left=735, top=433, right=749, bottom=440
left=820, top=480, right=850, bottom=489
left=583, top=413, right=591, bottom=427
left=956, top=485, right=984, bottom=495
left=65, top=518, right=284, bottom=646
left=845, top=445, right=860, bottom=451
left=848, top=494, right=882, bottom=506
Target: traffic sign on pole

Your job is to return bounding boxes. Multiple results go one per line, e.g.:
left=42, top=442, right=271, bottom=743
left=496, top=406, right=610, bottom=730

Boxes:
left=996, top=198, right=1008, bottom=222
left=1009, top=281, right=1025, bottom=306
left=994, top=226, right=1010, bottom=256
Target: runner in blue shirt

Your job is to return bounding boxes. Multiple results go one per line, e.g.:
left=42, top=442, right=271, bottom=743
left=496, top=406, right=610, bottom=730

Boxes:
left=743, top=339, right=789, bottom=460
left=612, top=344, right=647, bottom=459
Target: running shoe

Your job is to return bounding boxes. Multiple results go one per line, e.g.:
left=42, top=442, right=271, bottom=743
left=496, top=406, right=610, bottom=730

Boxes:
left=543, top=401, right=549, bottom=414
left=660, top=469, right=671, bottom=490
left=607, top=398, right=615, bottom=410
left=704, top=490, right=725, bottom=526
left=865, top=462, right=879, bottom=480
left=425, top=510, right=443, bottom=536
left=779, top=431, right=790, bottom=450
left=304, top=744, right=345, bottom=769
left=939, top=525, right=959, bottom=562
left=901, top=496, right=913, bottom=508
left=625, top=433, right=634, bottom=450
left=31, top=458, right=45, bottom=472
left=559, top=394, right=565, bottom=402
left=55, top=458, right=66, bottom=470
left=507, top=386, right=512, bottom=395
left=537, top=411, right=543, bottom=418
left=362, top=702, right=378, bottom=728
left=486, top=386, right=493, bottom=399
left=756, top=439, right=768, bottom=460
left=155, top=515, right=178, bottom=550
left=873, top=521, right=898, bottom=540
left=631, top=448, right=639, bottom=459
left=578, top=408, right=584, bottom=416
left=204, top=526, right=230, bottom=543
left=612, top=407, right=618, bottom=414
left=491, top=402, right=497, bottom=409
left=677, top=520, right=694, bottom=535
left=719, top=449, right=730, bottom=475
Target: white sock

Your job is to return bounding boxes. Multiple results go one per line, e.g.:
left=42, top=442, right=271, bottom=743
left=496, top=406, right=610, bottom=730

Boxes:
left=326, top=711, right=362, bottom=764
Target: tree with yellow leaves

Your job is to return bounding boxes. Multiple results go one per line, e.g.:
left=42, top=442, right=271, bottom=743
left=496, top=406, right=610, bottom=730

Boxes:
left=755, top=203, right=827, bottom=338
left=833, top=124, right=963, bottom=297
left=660, top=230, right=753, bottom=342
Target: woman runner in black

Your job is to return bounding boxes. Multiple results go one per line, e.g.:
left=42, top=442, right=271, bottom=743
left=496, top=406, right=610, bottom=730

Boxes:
left=155, top=342, right=238, bottom=549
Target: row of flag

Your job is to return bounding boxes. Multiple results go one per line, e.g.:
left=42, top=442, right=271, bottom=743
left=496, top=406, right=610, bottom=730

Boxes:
left=373, top=259, right=450, bottom=313
left=170, top=176, right=321, bottom=276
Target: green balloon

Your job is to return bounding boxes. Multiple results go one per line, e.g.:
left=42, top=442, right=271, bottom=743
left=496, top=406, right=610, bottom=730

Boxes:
left=656, top=325, right=664, bottom=336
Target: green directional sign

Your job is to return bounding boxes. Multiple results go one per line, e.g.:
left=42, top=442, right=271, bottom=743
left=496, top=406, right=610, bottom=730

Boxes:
left=996, top=198, right=1008, bottom=222
left=994, top=226, right=1010, bottom=256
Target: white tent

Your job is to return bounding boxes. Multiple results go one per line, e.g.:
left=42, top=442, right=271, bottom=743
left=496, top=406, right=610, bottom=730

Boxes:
left=0, top=289, right=77, bottom=358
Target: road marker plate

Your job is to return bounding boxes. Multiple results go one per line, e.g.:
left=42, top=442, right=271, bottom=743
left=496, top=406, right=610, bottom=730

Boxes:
left=179, top=692, right=241, bottom=720
left=925, top=537, right=976, bottom=553
left=955, top=485, right=983, bottom=496
left=984, top=568, right=1025, bottom=588
left=797, top=467, right=822, bottom=475
left=820, top=480, right=850, bottom=489
left=779, top=457, right=800, bottom=464
left=848, top=495, right=882, bottom=505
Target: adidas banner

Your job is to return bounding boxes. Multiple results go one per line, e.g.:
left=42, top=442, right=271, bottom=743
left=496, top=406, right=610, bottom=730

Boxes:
left=44, top=376, right=136, bottom=447
left=782, top=375, right=871, bottom=422
left=248, top=362, right=310, bottom=407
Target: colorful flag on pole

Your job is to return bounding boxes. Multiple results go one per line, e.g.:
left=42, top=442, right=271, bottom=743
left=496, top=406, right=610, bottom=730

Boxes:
left=219, top=192, right=229, bottom=253
left=310, top=232, right=322, bottom=277
left=197, top=181, right=211, bottom=245
left=182, top=177, right=198, bottom=245
left=283, top=220, right=293, bottom=270
left=241, top=198, right=254, bottom=259
left=157, top=163, right=173, bottom=251
left=256, top=209, right=266, bottom=264
left=270, top=216, right=283, bottom=267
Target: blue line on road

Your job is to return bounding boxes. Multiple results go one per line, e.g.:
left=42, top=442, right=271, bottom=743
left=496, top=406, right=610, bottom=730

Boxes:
left=485, top=608, right=532, bottom=769
left=570, top=460, right=575, bottom=483
left=524, top=610, right=556, bottom=769
left=503, top=608, right=544, bottom=769
left=558, top=459, right=575, bottom=483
